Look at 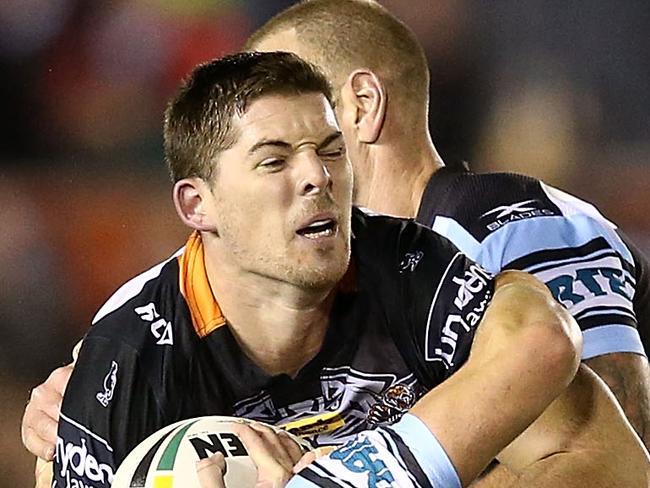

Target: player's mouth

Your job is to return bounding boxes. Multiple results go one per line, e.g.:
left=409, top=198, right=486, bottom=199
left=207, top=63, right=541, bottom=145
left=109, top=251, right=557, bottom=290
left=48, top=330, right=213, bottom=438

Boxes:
left=296, top=214, right=338, bottom=240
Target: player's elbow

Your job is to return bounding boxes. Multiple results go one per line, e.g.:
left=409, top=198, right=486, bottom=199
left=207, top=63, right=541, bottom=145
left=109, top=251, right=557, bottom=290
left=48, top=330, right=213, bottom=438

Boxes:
left=494, top=270, right=583, bottom=391
left=538, top=310, right=582, bottom=395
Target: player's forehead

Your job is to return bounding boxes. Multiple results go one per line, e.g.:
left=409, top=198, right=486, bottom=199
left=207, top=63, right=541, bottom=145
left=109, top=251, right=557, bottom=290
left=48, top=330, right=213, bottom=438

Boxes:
left=231, top=92, right=341, bottom=150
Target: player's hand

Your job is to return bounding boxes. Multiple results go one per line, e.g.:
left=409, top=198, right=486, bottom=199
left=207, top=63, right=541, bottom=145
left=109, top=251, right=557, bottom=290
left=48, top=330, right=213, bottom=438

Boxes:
left=195, top=422, right=317, bottom=488
left=234, top=423, right=305, bottom=488
left=292, top=446, right=336, bottom=473
left=197, top=452, right=227, bottom=488
left=34, top=458, right=53, bottom=488
left=22, top=363, right=73, bottom=460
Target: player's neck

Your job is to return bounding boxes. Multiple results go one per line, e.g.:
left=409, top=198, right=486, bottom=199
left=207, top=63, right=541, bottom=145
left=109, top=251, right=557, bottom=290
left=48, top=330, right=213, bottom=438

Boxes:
left=203, top=251, right=336, bottom=377
left=362, top=138, right=443, bottom=218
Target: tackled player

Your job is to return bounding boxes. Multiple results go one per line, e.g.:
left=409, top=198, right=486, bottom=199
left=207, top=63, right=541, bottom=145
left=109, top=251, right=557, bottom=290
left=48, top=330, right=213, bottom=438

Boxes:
left=37, top=51, right=650, bottom=488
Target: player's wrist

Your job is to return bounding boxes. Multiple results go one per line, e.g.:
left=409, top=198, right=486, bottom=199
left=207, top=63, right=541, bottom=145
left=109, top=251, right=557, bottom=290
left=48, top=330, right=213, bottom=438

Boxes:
left=390, top=413, right=462, bottom=488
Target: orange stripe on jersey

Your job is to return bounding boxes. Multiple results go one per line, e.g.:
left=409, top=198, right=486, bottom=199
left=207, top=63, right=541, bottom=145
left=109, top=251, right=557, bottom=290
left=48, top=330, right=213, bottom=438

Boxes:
left=178, top=232, right=226, bottom=337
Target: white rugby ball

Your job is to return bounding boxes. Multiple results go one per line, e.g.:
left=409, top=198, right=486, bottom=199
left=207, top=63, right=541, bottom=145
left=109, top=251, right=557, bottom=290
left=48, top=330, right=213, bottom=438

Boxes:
left=113, top=416, right=309, bottom=488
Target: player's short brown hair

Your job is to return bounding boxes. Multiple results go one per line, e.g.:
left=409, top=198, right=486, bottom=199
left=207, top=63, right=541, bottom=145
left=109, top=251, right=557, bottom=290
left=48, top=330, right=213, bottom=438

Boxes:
left=245, top=0, right=429, bottom=114
left=164, top=51, right=332, bottom=183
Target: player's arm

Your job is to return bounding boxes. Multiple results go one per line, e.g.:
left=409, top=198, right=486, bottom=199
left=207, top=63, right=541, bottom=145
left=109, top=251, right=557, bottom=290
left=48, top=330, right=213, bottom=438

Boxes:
left=52, top=335, right=166, bottom=488
left=284, top=270, right=581, bottom=487
left=475, top=186, right=650, bottom=447
left=405, top=270, right=583, bottom=486
left=584, top=352, right=650, bottom=442
left=492, top=364, right=650, bottom=487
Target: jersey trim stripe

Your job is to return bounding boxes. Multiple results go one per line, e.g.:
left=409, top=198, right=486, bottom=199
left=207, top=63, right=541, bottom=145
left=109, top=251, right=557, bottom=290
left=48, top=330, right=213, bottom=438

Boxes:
left=380, top=427, right=433, bottom=488
left=504, top=238, right=633, bottom=275
left=581, top=324, right=645, bottom=359
left=376, top=430, right=421, bottom=487
left=431, top=217, right=482, bottom=261
left=479, top=215, right=634, bottom=273
left=60, top=413, right=114, bottom=452
left=92, top=249, right=183, bottom=324
left=573, top=305, right=636, bottom=321
left=389, top=414, right=461, bottom=488
left=296, top=462, right=357, bottom=488
left=178, top=232, right=226, bottom=337
left=578, top=314, right=637, bottom=331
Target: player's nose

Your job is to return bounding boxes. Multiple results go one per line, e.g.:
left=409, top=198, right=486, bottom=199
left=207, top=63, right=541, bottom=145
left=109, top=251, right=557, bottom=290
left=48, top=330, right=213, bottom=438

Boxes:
left=296, top=152, right=332, bottom=197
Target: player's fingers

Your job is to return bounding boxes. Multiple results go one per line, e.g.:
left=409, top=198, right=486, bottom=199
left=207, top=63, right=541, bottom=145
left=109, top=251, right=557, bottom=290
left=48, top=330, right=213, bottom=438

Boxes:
left=292, top=447, right=336, bottom=473
left=23, top=427, right=56, bottom=460
left=248, top=423, right=295, bottom=471
left=35, top=458, right=53, bottom=488
left=232, top=424, right=292, bottom=483
left=47, top=363, right=74, bottom=396
left=22, top=399, right=59, bottom=459
left=196, top=452, right=227, bottom=488
left=276, top=430, right=304, bottom=465
left=28, top=382, right=63, bottom=425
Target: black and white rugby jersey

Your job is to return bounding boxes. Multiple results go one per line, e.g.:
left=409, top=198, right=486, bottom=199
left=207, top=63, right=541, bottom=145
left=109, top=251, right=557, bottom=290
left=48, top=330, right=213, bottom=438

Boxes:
left=417, top=163, right=649, bottom=358
left=288, top=414, right=460, bottom=488
left=54, top=209, right=494, bottom=488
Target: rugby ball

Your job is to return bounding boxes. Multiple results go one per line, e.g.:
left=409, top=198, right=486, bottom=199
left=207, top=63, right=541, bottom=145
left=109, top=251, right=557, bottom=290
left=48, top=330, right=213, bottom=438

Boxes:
left=112, top=416, right=309, bottom=488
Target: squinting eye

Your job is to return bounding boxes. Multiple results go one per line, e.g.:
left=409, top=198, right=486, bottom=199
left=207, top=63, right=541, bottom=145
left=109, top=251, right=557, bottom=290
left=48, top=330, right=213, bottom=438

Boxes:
left=259, top=158, right=285, bottom=170
left=321, top=146, right=346, bottom=159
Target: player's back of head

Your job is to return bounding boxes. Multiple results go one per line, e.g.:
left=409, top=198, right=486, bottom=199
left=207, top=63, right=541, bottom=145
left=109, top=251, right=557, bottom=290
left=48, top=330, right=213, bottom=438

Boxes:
left=245, top=0, right=429, bottom=124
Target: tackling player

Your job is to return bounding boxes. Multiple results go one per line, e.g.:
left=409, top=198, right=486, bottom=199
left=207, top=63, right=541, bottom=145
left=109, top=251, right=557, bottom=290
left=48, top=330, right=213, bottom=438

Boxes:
left=24, top=5, right=650, bottom=471
left=244, top=0, right=650, bottom=452
left=45, top=51, right=649, bottom=488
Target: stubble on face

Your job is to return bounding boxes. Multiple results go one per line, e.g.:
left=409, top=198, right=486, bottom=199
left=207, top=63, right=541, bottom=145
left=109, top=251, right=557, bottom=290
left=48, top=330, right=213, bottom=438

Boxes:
left=215, top=190, right=351, bottom=291
left=206, top=94, right=353, bottom=292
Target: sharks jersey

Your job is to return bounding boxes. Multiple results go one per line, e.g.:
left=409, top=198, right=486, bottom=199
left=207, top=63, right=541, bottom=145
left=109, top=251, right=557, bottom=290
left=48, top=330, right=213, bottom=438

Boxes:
left=53, top=209, right=494, bottom=488
left=417, top=164, right=649, bottom=358
left=288, top=414, right=460, bottom=488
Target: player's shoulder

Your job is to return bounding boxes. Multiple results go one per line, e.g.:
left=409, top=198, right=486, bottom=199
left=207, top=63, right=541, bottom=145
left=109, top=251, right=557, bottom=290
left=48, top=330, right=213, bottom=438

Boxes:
left=352, top=207, right=461, bottom=269
left=421, top=166, right=618, bottom=242
left=86, top=247, right=195, bottom=356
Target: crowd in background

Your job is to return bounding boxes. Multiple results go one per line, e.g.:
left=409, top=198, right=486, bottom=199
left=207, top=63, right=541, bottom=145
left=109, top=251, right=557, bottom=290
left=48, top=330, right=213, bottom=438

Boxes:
left=1, top=1, right=648, bottom=485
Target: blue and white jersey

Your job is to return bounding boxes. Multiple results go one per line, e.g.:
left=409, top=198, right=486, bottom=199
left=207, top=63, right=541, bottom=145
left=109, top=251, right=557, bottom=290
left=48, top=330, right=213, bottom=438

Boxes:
left=416, top=164, right=650, bottom=359
left=288, top=414, right=460, bottom=488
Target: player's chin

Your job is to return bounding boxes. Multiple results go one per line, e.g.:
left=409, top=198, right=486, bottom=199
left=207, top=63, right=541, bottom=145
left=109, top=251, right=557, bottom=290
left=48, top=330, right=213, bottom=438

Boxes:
left=292, top=255, right=350, bottom=290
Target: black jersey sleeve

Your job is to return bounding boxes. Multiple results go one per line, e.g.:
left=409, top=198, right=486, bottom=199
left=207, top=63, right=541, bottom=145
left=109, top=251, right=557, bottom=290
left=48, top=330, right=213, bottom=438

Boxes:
left=53, top=334, right=167, bottom=488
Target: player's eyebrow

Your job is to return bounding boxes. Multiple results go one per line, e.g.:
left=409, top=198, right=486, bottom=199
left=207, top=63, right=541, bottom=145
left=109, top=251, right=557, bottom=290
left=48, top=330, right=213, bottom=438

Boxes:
left=248, top=131, right=343, bottom=155
left=248, top=139, right=292, bottom=155
left=317, top=131, right=343, bottom=149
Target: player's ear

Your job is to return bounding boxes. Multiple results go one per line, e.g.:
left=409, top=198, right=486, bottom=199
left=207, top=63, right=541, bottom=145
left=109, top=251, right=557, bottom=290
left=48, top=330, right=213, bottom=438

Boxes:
left=340, top=69, right=386, bottom=144
left=172, top=178, right=218, bottom=232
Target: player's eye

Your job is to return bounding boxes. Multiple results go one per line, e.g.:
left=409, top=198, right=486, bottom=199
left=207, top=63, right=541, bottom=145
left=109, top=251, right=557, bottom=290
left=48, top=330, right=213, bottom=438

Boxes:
left=258, top=158, right=286, bottom=171
left=319, top=145, right=346, bottom=160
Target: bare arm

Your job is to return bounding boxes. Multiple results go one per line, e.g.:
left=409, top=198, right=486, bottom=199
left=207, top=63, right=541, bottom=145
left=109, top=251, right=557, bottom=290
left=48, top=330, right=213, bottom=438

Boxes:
left=463, top=358, right=650, bottom=488
left=410, top=270, right=583, bottom=486
left=497, top=364, right=650, bottom=487
left=585, top=352, right=650, bottom=448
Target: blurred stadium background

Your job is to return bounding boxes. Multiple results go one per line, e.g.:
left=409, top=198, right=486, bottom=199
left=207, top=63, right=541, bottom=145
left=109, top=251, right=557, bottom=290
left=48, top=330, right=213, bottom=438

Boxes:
left=1, top=0, right=648, bottom=485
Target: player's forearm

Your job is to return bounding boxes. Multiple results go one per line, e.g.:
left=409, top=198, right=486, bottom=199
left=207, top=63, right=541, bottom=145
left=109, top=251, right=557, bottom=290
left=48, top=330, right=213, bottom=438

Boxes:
left=497, top=366, right=650, bottom=487
left=509, top=450, right=646, bottom=488
left=411, top=271, right=581, bottom=486
left=585, top=353, right=650, bottom=448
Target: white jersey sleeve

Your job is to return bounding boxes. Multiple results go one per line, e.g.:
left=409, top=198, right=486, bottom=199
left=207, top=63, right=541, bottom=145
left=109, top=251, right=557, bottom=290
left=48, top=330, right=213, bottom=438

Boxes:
left=429, top=176, right=644, bottom=360
left=287, top=414, right=461, bottom=488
